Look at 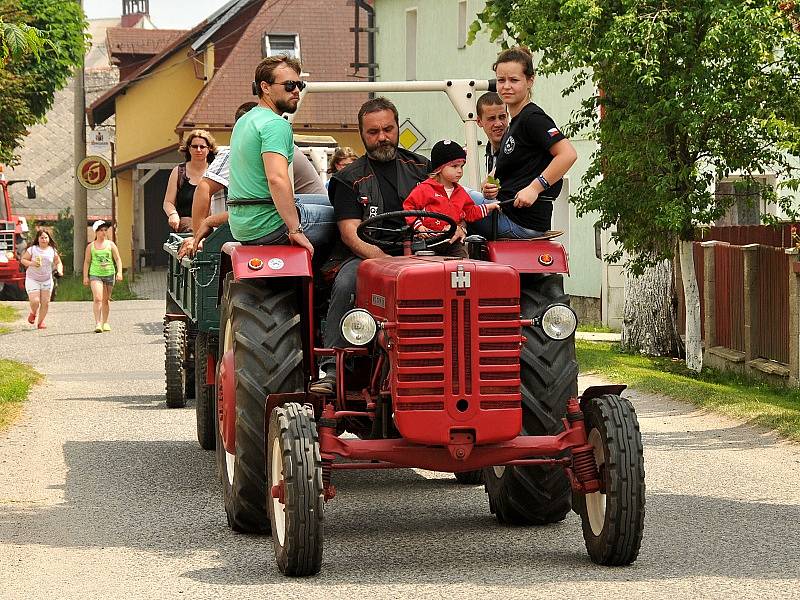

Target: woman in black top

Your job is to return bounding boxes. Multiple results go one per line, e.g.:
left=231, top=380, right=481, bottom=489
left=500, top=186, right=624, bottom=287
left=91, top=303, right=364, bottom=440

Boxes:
left=162, top=129, right=218, bottom=232
left=485, top=46, right=577, bottom=237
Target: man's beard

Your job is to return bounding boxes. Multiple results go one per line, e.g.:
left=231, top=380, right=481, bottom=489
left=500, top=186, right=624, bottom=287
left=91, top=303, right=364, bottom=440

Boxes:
left=365, top=140, right=397, bottom=162
left=275, top=98, right=298, bottom=114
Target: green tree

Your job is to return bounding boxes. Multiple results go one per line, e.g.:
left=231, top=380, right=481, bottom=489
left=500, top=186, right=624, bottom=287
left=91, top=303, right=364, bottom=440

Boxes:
left=0, top=0, right=86, bottom=165
left=473, top=0, right=800, bottom=371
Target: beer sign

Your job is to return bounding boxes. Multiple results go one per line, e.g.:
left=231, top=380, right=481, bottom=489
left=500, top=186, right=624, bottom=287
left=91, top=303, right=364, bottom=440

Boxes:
left=76, top=155, right=112, bottom=190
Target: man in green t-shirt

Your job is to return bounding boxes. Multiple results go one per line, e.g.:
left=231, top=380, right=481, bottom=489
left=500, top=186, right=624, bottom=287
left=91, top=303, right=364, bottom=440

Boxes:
left=227, top=55, right=334, bottom=257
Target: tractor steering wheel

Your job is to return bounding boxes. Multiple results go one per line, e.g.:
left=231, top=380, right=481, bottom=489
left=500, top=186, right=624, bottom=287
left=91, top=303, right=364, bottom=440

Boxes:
left=357, top=210, right=458, bottom=251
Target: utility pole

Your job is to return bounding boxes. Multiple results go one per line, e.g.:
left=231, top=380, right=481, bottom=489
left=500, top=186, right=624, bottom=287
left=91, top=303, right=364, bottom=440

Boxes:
left=73, top=0, right=87, bottom=273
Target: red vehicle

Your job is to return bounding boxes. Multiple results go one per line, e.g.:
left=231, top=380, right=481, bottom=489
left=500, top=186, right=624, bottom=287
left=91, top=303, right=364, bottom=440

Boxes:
left=0, top=170, right=35, bottom=301
left=213, top=209, right=646, bottom=576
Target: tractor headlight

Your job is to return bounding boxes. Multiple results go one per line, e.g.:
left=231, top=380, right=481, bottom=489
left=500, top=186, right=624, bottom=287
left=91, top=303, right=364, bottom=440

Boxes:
left=340, top=309, right=377, bottom=346
left=538, top=304, right=577, bottom=341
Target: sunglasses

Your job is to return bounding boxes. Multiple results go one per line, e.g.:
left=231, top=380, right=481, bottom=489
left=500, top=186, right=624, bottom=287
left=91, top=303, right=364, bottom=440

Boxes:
left=190, top=144, right=208, bottom=150
left=271, top=80, right=306, bottom=92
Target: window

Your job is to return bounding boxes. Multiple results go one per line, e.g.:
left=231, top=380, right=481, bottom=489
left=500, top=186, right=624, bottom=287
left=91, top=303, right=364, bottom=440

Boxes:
left=457, top=1, right=467, bottom=49
left=263, top=33, right=300, bottom=59
left=406, top=9, right=417, bottom=80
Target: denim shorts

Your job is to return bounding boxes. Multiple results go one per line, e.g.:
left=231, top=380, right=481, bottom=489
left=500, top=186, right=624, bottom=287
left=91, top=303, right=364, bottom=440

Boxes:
left=89, top=274, right=115, bottom=287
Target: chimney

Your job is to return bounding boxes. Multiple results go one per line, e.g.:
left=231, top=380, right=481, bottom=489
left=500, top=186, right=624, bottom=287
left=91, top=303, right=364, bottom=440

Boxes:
left=121, top=0, right=149, bottom=28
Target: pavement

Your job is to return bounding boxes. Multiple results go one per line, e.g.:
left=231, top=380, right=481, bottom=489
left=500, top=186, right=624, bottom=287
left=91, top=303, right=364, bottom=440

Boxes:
left=0, top=300, right=798, bottom=599
left=129, top=268, right=166, bottom=301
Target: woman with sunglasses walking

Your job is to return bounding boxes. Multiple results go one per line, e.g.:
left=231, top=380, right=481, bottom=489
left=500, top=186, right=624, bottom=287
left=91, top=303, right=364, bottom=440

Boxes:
left=82, top=220, right=123, bottom=333
left=163, top=129, right=218, bottom=232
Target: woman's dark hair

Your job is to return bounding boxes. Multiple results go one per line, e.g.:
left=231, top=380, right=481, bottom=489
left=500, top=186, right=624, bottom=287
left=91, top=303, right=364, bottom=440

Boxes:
left=179, top=129, right=218, bottom=163
left=328, top=147, right=359, bottom=174
left=492, top=45, right=536, bottom=78
left=31, top=228, right=56, bottom=250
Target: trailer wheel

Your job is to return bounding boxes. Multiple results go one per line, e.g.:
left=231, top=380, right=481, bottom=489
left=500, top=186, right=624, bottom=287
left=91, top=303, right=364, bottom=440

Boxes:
left=216, top=274, right=304, bottom=534
left=454, top=470, right=483, bottom=485
left=483, top=274, right=577, bottom=525
left=268, top=402, right=324, bottom=576
left=195, top=331, right=215, bottom=450
left=575, top=394, right=645, bottom=565
left=164, top=319, right=186, bottom=408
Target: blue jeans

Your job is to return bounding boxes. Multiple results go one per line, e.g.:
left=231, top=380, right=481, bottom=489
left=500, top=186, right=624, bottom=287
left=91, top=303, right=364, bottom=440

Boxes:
left=296, top=193, right=332, bottom=207
left=319, top=257, right=362, bottom=373
left=242, top=201, right=335, bottom=250
left=466, top=190, right=545, bottom=239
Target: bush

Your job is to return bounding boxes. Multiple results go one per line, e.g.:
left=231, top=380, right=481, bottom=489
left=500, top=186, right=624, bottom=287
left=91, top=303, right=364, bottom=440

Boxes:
left=52, top=207, right=74, bottom=274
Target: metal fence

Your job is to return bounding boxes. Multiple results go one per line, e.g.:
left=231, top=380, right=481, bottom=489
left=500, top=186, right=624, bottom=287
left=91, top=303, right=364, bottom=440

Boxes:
left=713, top=244, right=746, bottom=353
left=699, top=224, right=798, bottom=248
left=756, top=245, right=790, bottom=364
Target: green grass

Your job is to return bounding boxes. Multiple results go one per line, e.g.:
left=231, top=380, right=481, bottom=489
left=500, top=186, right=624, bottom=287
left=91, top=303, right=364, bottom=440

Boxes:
left=0, top=359, right=41, bottom=431
left=54, top=274, right=138, bottom=301
left=577, top=322, right=619, bottom=333
left=577, top=340, right=800, bottom=442
left=0, top=303, right=18, bottom=335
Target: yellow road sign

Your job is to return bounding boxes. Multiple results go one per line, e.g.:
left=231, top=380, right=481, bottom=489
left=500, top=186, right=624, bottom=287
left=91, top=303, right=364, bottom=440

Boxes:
left=398, top=119, right=426, bottom=152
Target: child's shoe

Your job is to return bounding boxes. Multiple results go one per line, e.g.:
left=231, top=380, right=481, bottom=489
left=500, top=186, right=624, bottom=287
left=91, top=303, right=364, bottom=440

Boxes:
left=94, top=323, right=103, bottom=333
left=37, top=322, right=46, bottom=329
left=102, top=323, right=111, bottom=332
left=27, top=312, right=36, bottom=324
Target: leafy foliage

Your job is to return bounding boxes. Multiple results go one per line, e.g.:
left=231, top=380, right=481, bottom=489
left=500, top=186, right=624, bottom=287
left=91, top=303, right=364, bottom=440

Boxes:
left=473, top=0, right=800, bottom=271
left=0, top=0, right=87, bottom=165
left=0, top=19, right=45, bottom=62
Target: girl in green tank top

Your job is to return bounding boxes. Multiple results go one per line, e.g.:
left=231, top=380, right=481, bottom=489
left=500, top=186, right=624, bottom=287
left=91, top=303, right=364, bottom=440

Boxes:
left=83, top=220, right=123, bottom=333
left=89, top=242, right=116, bottom=277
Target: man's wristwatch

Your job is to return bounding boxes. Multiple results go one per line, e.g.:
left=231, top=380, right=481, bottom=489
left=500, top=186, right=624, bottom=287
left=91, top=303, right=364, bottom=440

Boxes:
left=287, top=225, right=304, bottom=235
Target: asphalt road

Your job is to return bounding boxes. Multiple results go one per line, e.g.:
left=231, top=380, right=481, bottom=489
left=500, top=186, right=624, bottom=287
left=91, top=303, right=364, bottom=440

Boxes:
left=1, top=300, right=799, bottom=599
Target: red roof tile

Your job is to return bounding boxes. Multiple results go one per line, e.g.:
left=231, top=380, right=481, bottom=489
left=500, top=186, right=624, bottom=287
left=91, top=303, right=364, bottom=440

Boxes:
left=105, top=27, right=186, bottom=56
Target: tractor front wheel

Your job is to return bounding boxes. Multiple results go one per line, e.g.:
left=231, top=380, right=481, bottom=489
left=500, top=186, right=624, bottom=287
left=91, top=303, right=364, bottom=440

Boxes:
left=164, top=319, right=186, bottom=408
left=576, top=394, right=645, bottom=565
left=268, top=402, right=324, bottom=576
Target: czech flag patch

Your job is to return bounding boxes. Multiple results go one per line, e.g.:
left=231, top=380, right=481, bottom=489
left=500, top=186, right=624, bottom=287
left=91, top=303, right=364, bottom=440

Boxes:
left=547, top=127, right=561, bottom=137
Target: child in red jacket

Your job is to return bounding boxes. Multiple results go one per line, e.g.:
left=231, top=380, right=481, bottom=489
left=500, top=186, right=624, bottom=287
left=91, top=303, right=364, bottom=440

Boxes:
left=404, top=140, right=499, bottom=257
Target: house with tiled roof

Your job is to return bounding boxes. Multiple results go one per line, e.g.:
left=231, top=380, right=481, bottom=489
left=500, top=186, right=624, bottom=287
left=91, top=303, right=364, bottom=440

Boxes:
left=88, top=0, right=369, bottom=269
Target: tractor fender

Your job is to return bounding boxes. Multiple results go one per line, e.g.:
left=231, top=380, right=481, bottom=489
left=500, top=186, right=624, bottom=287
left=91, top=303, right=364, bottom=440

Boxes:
left=220, top=242, right=312, bottom=282
left=486, top=240, right=569, bottom=275
left=579, top=384, right=627, bottom=404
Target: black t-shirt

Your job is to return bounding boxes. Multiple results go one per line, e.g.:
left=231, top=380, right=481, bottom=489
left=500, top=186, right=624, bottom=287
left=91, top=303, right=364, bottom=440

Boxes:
left=332, top=157, right=427, bottom=254
left=494, top=102, right=566, bottom=232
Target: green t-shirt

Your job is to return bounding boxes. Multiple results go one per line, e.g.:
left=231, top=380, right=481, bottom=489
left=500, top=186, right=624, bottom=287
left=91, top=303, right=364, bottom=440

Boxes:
left=227, top=106, right=294, bottom=242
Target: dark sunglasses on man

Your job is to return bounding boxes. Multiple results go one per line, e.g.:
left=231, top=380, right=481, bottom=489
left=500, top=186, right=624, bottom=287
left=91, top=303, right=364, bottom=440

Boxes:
left=272, top=80, right=306, bottom=92
left=251, top=79, right=307, bottom=95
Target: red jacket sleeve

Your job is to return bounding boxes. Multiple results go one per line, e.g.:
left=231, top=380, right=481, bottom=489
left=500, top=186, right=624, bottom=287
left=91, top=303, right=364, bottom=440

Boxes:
left=461, top=190, right=490, bottom=222
left=403, top=186, right=426, bottom=229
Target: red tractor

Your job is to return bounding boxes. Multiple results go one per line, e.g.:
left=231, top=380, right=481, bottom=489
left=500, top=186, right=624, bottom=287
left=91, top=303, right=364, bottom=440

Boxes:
left=213, top=208, right=645, bottom=576
left=0, top=170, right=35, bottom=301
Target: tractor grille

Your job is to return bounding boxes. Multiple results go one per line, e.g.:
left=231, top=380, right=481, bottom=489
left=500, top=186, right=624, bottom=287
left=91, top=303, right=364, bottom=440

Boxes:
left=394, top=292, right=522, bottom=411
left=0, top=231, right=14, bottom=253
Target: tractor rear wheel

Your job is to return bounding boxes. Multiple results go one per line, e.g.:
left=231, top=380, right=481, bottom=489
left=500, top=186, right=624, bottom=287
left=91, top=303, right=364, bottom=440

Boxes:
left=268, top=402, right=324, bottom=576
left=454, top=470, right=483, bottom=485
left=195, top=331, right=215, bottom=450
left=164, top=319, right=186, bottom=408
left=576, top=394, right=645, bottom=565
left=483, top=274, right=577, bottom=524
left=216, top=275, right=304, bottom=534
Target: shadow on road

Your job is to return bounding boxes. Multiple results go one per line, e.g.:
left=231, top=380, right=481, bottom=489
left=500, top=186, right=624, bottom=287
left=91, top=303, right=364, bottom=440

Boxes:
left=0, top=433, right=798, bottom=586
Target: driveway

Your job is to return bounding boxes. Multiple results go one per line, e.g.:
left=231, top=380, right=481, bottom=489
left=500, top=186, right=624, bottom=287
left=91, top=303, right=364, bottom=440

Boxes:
left=0, top=300, right=798, bottom=599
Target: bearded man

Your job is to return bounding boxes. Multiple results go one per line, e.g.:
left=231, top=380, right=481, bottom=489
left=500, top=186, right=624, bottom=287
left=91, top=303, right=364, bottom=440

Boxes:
left=309, top=97, right=435, bottom=394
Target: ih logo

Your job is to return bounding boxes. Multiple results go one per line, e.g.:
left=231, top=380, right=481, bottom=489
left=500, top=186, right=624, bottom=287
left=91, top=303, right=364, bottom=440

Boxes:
left=451, top=266, right=471, bottom=289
